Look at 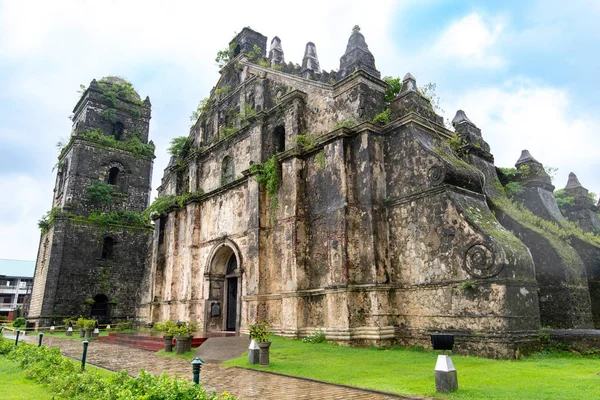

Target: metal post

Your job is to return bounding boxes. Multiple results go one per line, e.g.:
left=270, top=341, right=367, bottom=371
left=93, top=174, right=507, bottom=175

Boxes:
left=14, top=330, right=20, bottom=346
left=81, top=340, right=89, bottom=371
left=38, top=332, right=44, bottom=347
left=190, top=357, right=204, bottom=384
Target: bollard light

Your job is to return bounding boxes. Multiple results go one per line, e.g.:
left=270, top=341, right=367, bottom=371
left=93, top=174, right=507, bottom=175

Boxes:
left=38, top=332, right=44, bottom=347
left=190, top=357, right=204, bottom=384
left=15, top=330, right=20, bottom=346
left=81, top=340, right=89, bottom=371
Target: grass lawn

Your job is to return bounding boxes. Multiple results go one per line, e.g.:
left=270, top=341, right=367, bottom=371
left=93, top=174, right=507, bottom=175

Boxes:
left=223, top=336, right=600, bottom=399
left=0, top=357, right=54, bottom=400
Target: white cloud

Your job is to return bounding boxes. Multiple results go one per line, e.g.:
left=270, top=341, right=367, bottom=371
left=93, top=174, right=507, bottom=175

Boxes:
left=444, top=79, right=600, bottom=196
left=434, top=13, right=505, bottom=68
left=0, top=175, right=53, bottom=260
left=0, top=0, right=401, bottom=261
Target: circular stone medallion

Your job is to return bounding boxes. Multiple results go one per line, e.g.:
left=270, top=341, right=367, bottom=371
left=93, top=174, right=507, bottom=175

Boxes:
left=463, top=243, right=502, bottom=278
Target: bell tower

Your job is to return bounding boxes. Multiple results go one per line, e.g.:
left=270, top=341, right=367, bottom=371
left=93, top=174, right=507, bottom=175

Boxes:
left=28, top=77, right=154, bottom=327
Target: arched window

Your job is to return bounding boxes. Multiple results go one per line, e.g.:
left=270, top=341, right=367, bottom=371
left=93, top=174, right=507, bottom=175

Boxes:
left=233, top=44, right=241, bottom=57
left=274, top=125, right=285, bottom=153
left=222, top=156, right=234, bottom=185
left=107, top=167, right=120, bottom=185
left=101, top=237, right=114, bottom=259
left=112, top=122, right=124, bottom=141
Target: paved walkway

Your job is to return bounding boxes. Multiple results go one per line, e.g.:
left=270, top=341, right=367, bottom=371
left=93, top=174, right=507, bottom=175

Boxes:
left=17, top=334, right=413, bottom=400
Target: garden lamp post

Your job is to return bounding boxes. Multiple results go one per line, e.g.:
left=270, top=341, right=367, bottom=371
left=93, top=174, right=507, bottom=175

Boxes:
left=81, top=340, right=89, bottom=371
left=190, top=357, right=204, bottom=384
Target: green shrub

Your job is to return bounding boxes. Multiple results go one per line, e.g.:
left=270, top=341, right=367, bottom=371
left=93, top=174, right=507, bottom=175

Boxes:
left=371, top=108, right=391, bottom=125
left=248, top=321, right=271, bottom=342
left=101, top=108, right=118, bottom=123
left=12, top=317, right=26, bottom=328
left=115, top=321, right=132, bottom=331
left=505, top=182, right=525, bottom=199
left=332, top=120, right=356, bottom=130
left=4, top=342, right=234, bottom=399
left=86, top=181, right=113, bottom=204
left=383, top=76, right=402, bottom=105
left=302, top=329, right=327, bottom=344
left=168, top=136, right=190, bottom=158
left=554, top=189, right=576, bottom=208
left=292, top=134, right=316, bottom=150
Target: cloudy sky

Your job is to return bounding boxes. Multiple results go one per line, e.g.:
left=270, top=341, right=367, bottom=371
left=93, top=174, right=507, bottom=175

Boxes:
left=1, top=0, right=599, bottom=261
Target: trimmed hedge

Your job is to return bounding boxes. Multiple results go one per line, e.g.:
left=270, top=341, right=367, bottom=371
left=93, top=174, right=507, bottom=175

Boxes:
left=0, top=336, right=234, bottom=399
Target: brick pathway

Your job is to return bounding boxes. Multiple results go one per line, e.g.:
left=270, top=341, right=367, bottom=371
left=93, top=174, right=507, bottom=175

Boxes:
left=21, top=335, right=413, bottom=400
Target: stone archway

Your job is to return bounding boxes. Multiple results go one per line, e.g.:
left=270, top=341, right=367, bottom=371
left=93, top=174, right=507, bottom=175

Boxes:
left=204, top=241, right=242, bottom=332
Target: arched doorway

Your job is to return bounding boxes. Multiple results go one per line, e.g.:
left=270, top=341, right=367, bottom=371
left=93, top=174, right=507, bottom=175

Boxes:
left=90, top=294, right=109, bottom=323
left=225, top=254, right=238, bottom=331
left=205, top=241, right=241, bottom=332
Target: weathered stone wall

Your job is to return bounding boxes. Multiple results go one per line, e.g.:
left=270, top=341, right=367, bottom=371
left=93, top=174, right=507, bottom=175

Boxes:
left=463, top=130, right=594, bottom=330
left=138, top=28, right=600, bottom=357
left=382, top=122, right=539, bottom=357
left=60, top=140, right=152, bottom=215
left=29, top=77, right=153, bottom=327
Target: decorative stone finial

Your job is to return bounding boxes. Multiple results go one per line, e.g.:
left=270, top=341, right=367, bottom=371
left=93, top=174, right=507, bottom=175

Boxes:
left=301, top=42, right=320, bottom=75
left=144, top=96, right=151, bottom=106
left=399, top=73, right=417, bottom=94
left=451, top=110, right=474, bottom=126
left=337, top=27, right=380, bottom=81
left=515, top=150, right=539, bottom=167
left=268, top=36, right=285, bottom=66
left=513, top=150, right=553, bottom=190
left=565, top=172, right=584, bottom=190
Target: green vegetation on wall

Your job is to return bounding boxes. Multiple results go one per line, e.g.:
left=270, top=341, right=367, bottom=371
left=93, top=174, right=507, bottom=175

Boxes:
left=142, top=189, right=205, bottom=220
left=167, top=136, right=190, bottom=158
left=38, top=207, right=150, bottom=234
left=58, top=129, right=154, bottom=159
left=86, top=181, right=113, bottom=204
left=250, top=155, right=280, bottom=210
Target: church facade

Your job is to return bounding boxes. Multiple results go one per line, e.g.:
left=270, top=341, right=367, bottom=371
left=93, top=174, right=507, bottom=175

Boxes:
left=30, top=27, right=600, bottom=358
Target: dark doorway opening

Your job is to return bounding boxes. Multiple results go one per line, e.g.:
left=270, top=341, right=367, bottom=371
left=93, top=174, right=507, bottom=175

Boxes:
left=112, top=122, right=124, bottom=140
left=274, top=125, right=285, bottom=153
left=225, top=254, right=237, bottom=332
left=90, top=294, right=109, bottom=324
left=107, top=167, right=120, bottom=185
left=101, top=237, right=114, bottom=259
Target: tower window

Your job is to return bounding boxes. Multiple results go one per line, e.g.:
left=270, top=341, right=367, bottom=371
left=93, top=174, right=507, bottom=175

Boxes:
left=101, top=237, right=114, bottom=259
left=222, top=156, right=234, bottom=185
left=107, top=167, right=120, bottom=185
left=274, top=125, right=285, bottom=153
left=112, top=122, right=124, bottom=141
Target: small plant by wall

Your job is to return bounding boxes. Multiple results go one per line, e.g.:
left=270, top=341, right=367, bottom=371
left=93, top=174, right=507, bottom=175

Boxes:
left=459, top=279, right=477, bottom=293
left=292, top=134, right=316, bottom=150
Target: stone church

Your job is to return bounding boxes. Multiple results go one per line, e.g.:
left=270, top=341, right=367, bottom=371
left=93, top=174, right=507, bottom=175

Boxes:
left=29, top=27, right=600, bottom=357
